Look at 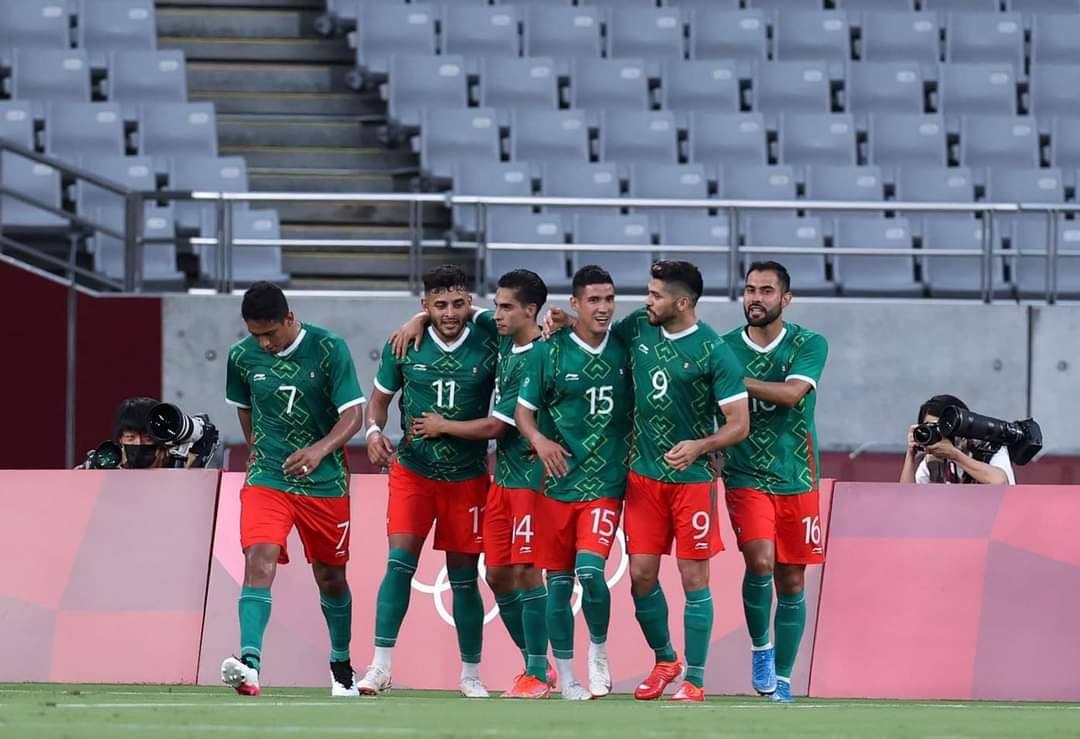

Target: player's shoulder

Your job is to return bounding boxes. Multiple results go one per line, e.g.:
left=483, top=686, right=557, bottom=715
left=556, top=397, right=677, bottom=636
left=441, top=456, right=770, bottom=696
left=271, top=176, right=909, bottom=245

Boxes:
left=786, top=322, right=828, bottom=349
left=228, top=335, right=260, bottom=362
left=465, top=323, right=498, bottom=350
left=719, top=324, right=746, bottom=342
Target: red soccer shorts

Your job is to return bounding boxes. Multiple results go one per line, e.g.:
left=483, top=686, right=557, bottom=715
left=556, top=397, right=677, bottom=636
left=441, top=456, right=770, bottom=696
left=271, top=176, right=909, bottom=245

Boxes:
left=624, top=470, right=724, bottom=560
left=483, top=483, right=538, bottom=567
left=726, top=487, right=825, bottom=565
left=534, top=495, right=622, bottom=571
left=387, top=462, right=488, bottom=554
left=239, top=484, right=351, bottom=566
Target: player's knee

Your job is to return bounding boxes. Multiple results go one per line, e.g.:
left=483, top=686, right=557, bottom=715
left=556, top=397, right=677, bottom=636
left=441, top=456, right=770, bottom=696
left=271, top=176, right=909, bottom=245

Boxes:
left=314, top=564, right=348, bottom=596
left=485, top=566, right=514, bottom=594
left=677, top=560, right=709, bottom=592
left=746, top=554, right=775, bottom=577
left=774, top=565, right=805, bottom=595
left=243, top=550, right=276, bottom=587
left=629, top=563, right=659, bottom=595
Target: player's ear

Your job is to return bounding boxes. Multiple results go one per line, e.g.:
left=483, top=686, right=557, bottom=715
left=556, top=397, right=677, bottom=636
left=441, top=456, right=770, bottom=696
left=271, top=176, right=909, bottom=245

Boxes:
left=782, top=291, right=792, bottom=308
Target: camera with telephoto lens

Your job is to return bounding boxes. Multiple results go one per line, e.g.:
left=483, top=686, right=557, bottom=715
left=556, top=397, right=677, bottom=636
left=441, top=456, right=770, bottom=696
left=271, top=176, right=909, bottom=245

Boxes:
left=912, top=423, right=944, bottom=447
left=915, top=405, right=1043, bottom=466
left=85, top=440, right=123, bottom=469
left=148, top=402, right=208, bottom=446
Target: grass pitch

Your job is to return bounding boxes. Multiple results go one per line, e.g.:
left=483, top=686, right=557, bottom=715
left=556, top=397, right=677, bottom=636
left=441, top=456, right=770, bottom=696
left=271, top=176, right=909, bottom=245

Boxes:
left=1, top=684, right=1077, bottom=739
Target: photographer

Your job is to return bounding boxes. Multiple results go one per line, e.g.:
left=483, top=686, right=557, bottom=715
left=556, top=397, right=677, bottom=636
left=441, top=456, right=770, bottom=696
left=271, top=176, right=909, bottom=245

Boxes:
left=900, top=395, right=1015, bottom=485
left=80, top=396, right=221, bottom=469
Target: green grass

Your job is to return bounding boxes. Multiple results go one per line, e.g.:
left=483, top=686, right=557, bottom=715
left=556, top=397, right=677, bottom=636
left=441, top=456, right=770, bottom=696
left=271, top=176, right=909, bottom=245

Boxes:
left=1, top=684, right=1077, bottom=739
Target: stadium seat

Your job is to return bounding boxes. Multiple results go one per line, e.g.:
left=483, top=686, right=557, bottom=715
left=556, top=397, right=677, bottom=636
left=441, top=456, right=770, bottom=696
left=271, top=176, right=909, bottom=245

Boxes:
left=353, top=4, right=437, bottom=80
left=895, top=166, right=976, bottom=226
left=803, top=165, right=885, bottom=217
left=688, top=112, right=768, bottom=166
left=600, top=111, right=679, bottom=170
left=0, top=102, right=35, bottom=150
left=75, top=155, right=156, bottom=231
left=419, top=108, right=500, bottom=180
left=774, top=11, right=852, bottom=63
left=868, top=112, right=948, bottom=167
left=1009, top=216, right=1080, bottom=300
left=742, top=215, right=833, bottom=295
left=78, top=0, right=157, bottom=69
left=690, top=9, right=767, bottom=63
left=1030, top=15, right=1080, bottom=65
left=845, top=61, right=925, bottom=116
left=752, top=61, right=832, bottom=118
left=451, top=160, right=533, bottom=235
left=570, top=58, right=651, bottom=114
left=579, top=0, right=657, bottom=7
left=946, top=13, right=1024, bottom=71
left=921, top=217, right=1009, bottom=299
left=832, top=216, right=921, bottom=296
left=666, top=0, right=740, bottom=9
left=859, top=12, right=940, bottom=65
left=138, top=103, right=218, bottom=164
left=658, top=213, right=734, bottom=293
left=628, top=163, right=709, bottom=222
left=93, top=207, right=183, bottom=288
left=510, top=109, right=590, bottom=164
left=442, top=5, right=521, bottom=67
left=716, top=165, right=798, bottom=216
left=45, top=103, right=126, bottom=163
left=609, top=8, right=685, bottom=73
left=539, top=161, right=620, bottom=215
left=226, top=209, right=290, bottom=287
left=834, top=0, right=915, bottom=9
left=168, top=156, right=249, bottom=234
left=1049, top=117, right=1080, bottom=168
left=1009, top=0, right=1080, bottom=11
left=922, top=0, right=1001, bottom=11
left=936, top=63, right=1018, bottom=120
left=746, top=0, right=820, bottom=12
left=959, top=115, right=1040, bottom=168
left=985, top=167, right=1065, bottom=233
left=1028, top=65, right=1080, bottom=121
left=661, top=60, right=740, bottom=115
left=478, top=57, right=558, bottom=127
left=779, top=113, right=858, bottom=166
left=7, top=49, right=92, bottom=107
left=523, top=6, right=602, bottom=74
left=483, top=211, right=570, bottom=292
left=0, top=0, right=69, bottom=62
left=0, top=152, right=65, bottom=228
left=105, top=51, right=188, bottom=115
left=386, top=55, right=468, bottom=130
left=569, top=213, right=655, bottom=287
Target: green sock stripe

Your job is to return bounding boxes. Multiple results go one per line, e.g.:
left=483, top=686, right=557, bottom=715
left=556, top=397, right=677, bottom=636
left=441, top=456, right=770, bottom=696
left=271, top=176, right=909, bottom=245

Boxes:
left=685, top=588, right=712, bottom=603
left=632, top=583, right=664, bottom=604
left=683, top=587, right=713, bottom=689
left=520, top=586, right=546, bottom=602
left=240, top=647, right=261, bottom=657
left=495, top=591, right=522, bottom=606
left=320, top=596, right=352, bottom=609
left=779, top=592, right=806, bottom=605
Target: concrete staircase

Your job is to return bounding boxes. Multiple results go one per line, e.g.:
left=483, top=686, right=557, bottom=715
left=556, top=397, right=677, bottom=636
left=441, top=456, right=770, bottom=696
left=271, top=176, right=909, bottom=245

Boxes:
left=156, top=0, right=456, bottom=289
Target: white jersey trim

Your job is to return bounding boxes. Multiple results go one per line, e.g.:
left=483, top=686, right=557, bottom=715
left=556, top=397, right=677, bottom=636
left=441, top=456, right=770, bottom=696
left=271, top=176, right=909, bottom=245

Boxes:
left=276, top=327, right=307, bottom=358
left=517, top=396, right=538, bottom=412
left=661, top=323, right=699, bottom=341
left=740, top=326, right=788, bottom=354
left=785, top=374, right=817, bottom=390
left=373, top=378, right=398, bottom=396
left=717, top=390, right=750, bottom=407
left=428, top=325, right=471, bottom=353
left=226, top=397, right=251, bottom=409
left=337, top=397, right=367, bottom=413
left=492, top=410, right=516, bottom=427
left=569, top=329, right=609, bottom=356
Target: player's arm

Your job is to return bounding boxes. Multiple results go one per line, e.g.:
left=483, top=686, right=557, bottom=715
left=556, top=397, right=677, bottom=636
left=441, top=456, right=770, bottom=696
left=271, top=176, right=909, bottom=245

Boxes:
left=237, top=408, right=253, bottom=445
left=366, top=342, right=403, bottom=466
left=746, top=332, right=829, bottom=409
left=411, top=413, right=509, bottom=441
left=225, top=346, right=254, bottom=445
left=514, top=346, right=570, bottom=478
left=389, top=305, right=491, bottom=358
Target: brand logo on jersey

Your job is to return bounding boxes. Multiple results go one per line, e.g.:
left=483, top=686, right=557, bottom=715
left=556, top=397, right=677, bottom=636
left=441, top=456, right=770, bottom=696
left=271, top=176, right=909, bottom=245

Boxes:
left=565, top=373, right=579, bottom=381
left=683, top=362, right=691, bottom=369
left=310, top=371, right=316, bottom=379
left=695, top=542, right=709, bottom=551
left=781, top=364, right=790, bottom=373
left=638, top=344, right=650, bottom=355
left=253, top=373, right=266, bottom=382
left=413, top=364, right=428, bottom=371
left=619, top=368, right=625, bottom=375
left=472, top=367, right=478, bottom=374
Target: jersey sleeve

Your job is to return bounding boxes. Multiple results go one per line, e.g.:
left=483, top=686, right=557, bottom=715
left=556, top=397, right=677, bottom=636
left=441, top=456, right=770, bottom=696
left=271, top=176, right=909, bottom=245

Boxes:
left=787, top=332, right=829, bottom=389
left=492, top=361, right=522, bottom=428
left=710, top=339, right=749, bottom=407
left=612, top=307, right=645, bottom=343
left=329, top=338, right=367, bottom=413
left=473, top=309, right=498, bottom=337
left=225, top=346, right=251, bottom=409
left=373, top=341, right=403, bottom=396
left=516, top=343, right=550, bottom=412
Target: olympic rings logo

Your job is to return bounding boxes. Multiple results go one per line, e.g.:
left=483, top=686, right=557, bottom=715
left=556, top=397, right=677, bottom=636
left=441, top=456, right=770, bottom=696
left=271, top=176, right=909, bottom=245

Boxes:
left=410, top=527, right=630, bottom=627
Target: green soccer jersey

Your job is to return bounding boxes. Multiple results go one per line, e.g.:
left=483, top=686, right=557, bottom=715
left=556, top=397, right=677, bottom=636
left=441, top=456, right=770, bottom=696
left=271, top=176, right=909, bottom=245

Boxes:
left=374, top=324, right=497, bottom=481
left=721, top=323, right=828, bottom=495
left=613, top=308, right=748, bottom=484
left=472, top=311, right=544, bottom=492
left=518, top=329, right=633, bottom=502
left=225, top=323, right=366, bottom=498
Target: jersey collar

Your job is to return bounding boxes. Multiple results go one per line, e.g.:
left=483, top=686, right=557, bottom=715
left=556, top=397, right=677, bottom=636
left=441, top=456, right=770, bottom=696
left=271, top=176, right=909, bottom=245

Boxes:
left=511, top=341, right=534, bottom=354
left=275, top=327, right=307, bottom=358
left=428, top=324, right=471, bottom=353
left=569, top=329, right=609, bottom=355
left=741, top=325, right=787, bottom=354
left=660, top=323, right=699, bottom=341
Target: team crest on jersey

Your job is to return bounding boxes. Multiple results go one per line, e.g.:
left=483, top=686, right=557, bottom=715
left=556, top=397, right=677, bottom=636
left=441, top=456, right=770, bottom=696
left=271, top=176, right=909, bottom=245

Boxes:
left=310, top=371, right=316, bottom=379
left=683, top=362, right=691, bottom=369
left=638, top=344, right=650, bottom=354
left=781, top=364, right=789, bottom=373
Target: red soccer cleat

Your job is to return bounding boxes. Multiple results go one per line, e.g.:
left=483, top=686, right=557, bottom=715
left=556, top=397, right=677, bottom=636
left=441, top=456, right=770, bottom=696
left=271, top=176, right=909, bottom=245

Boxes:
left=670, top=682, right=705, bottom=702
left=633, top=660, right=685, bottom=701
left=502, top=674, right=551, bottom=699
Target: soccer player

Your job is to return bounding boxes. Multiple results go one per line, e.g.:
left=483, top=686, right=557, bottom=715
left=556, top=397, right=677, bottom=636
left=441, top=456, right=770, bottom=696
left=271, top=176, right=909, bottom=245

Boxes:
left=721, top=261, right=828, bottom=704
left=389, top=269, right=554, bottom=698
left=515, top=265, right=632, bottom=701
left=221, top=281, right=366, bottom=697
left=547, top=260, right=750, bottom=702
left=358, top=265, right=498, bottom=698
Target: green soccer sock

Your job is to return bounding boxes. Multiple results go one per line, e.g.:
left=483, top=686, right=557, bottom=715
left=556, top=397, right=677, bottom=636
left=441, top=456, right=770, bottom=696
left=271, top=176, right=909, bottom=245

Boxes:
left=520, top=584, right=550, bottom=682
left=774, top=591, right=807, bottom=681
left=494, top=589, right=527, bottom=664
left=575, top=552, right=610, bottom=645
left=373, top=548, right=417, bottom=648
left=448, top=566, right=484, bottom=664
left=633, top=583, right=676, bottom=663
left=546, top=572, right=575, bottom=660
left=320, top=588, right=352, bottom=663
left=684, top=588, right=714, bottom=689
left=238, top=586, right=272, bottom=670
left=742, top=572, right=774, bottom=649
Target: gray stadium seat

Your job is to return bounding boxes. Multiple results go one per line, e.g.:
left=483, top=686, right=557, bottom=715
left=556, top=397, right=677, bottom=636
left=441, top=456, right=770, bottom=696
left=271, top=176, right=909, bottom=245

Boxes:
left=691, top=9, right=767, bottom=62
left=503, top=0, right=574, bottom=5
left=228, top=209, right=289, bottom=287
left=106, top=51, right=188, bottom=116
left=539, top=162, right=620, bottom=215
left=0, top=102, right=35, bottom=149
left=78, top=0, right=157, bottom=68
left=986, top=167, right=1065, bottom=233
left=746, top=0, right=821, bottom=11
left=628, top=163, right=709, bottom=221
left=869, top=113, right=948, bottom=167
left=419, top=107, right=500, bottom=179
left=658, top=214, right=733, bottom=293
left=959, top=116, right=1039, bottom=168
left=1050, top=117, right=1080, bottom=168
left=1029, top=65, right=1080, bottom=121
left=661, top=60, right=740, bottom=114
left=834, top=0, right=915, bottom=9
left=666, top=0, right=740, bottom=9
left=451, top=160, right=533, bottom=235
left=804, top=165, right=885, bottom=216
left=859, top=12, right=940, bottom=65
left=510, top=109, right=589, bottom=164
left=922, top=0, right=1000, bottom=11
left=845, top=61, right=925, bottom=116
left=1009, top=0, right=1080, bottom=11
left=570, top=213, right=655, bottom=287
left=76, top=155, right=156, bottom=231
left=774, top=11, right=852, bottom=63
left=579, top=0, right=658, bottom=6
left=600, top=111, right=678, bottom=166
left=354, top=4, right=437, bottom=79
left=168, top=156, right=249, bottom=234
left=386, top=55, right=468, bottom=129
left=484, top=211, right=570, bottom=292
left=1009, top=216, right=1080, bottom=300
left=1031, top=15, right=1080, bottom=65
left=832, top=217, right=921, bottom=296
left=138, top=103, right=217, bottom=163
left=608, top=8, right=686, bottom=71
left=8, top=49, right=91, bottom=106
left=717, top=164, right=798, bottom=203
left=442, top=5, right=521, bottom=66
left=0, top=152, right=65, bottom=228
left=946, top=13, right=1024, bottom=71
left=921, top=217, right=1009, bottom=299
left=688, top=112, right=768, bottom=165
left=937, top=63, right=1017, bottom=120
left=779, top=113, right=857, bottom=166
left=478, top=57, right=558, bottom=127
left=93, top=207, right=182, bottom=288
left=45, top=103, right=126, bottom=163
left=523, top=6, right=602, bottom=74
left=743, top=215, right=833, bottom=295
left=570, top=58, right=650, bottom=113
left=753, top=61, right=832, bottom=118
left=0, top=0, right=69, bottom=62
left=895, top=166, right=975, bottom=226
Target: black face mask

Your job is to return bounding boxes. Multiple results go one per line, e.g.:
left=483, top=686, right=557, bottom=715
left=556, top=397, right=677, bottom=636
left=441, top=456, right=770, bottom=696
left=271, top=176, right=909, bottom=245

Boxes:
left=123, top=444, right=160, bottom=469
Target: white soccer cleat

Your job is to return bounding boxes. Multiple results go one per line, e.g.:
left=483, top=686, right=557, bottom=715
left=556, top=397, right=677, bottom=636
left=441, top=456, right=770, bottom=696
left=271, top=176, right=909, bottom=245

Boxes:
left=560, top=679, right=593, bottom=701
left=588, top=643, right=612, bottom=697
left=330, top=666, right=359, bottom=697
left=460, top=675, right=490, bottom=698
left=221, top=656, right=261, bottom=697
left=356, top=664, right=392, bottom=695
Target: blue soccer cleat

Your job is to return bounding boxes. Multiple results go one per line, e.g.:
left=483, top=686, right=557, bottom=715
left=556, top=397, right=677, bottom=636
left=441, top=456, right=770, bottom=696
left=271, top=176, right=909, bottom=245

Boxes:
left=771, top=677, right=793, bottom=704
left=752, top=646, right=777, bottom=695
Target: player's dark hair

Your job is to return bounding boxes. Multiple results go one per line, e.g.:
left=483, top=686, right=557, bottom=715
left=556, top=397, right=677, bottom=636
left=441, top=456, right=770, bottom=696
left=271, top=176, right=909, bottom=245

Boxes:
left=572, top=264, right=614, bottom=297
left=112, top=397, right=159, bottom=441
left=423, top=264, right=470, bottom=294
left=241, top=281, right=289, bottom=322
left=650, top=260, right=703, bottom=304
left=497, top=269, right=548, bottom=313
left=918, top=395, right=968, bottom=423
left=747, top=260, right=791, bottom=293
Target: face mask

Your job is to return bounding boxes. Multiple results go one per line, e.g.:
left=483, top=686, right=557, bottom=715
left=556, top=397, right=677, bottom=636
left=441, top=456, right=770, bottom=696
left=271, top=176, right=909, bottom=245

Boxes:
left=123, top=444, right=159, bottom=469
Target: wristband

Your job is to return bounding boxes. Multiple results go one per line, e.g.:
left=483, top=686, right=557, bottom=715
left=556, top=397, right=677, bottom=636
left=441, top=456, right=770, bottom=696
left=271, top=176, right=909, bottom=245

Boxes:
left=365, top=425, right=383, bottom=440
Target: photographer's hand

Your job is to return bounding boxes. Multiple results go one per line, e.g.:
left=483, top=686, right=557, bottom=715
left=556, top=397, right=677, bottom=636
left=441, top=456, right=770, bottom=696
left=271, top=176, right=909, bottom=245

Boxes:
left=283, top=444, right=328, bottom=478
left=927, top=438, right=1009, bottom=484
left=900, top=426, right=921, bottom=483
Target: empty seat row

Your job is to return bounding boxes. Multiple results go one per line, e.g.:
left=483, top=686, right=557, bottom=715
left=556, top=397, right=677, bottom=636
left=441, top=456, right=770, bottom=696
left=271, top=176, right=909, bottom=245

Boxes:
left=0, top=0, right=158, bottom=68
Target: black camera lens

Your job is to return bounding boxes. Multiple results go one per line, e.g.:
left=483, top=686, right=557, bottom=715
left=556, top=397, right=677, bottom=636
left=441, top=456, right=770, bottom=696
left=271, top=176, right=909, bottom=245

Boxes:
left=913, top=423, right=942, bottom=446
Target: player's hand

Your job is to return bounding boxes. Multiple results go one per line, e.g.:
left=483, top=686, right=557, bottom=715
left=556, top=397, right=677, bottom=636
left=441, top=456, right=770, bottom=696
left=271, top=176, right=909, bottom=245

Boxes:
left=533, top=435, right=571, bottom=478
left=542, top=307, right=571, bottom=339
left=664, top=439, right=705, bottom=471
left=367, top=431, right=395, bottom=467
left=411, top=412, right=448, bottom=439
left=283, top=444, right=328, bottom=478
left=389, top=313, right=428, bottom=359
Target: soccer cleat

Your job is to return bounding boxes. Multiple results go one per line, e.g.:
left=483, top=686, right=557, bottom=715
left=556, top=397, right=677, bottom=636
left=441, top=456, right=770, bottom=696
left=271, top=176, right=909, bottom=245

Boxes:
left=356, top=664, right=392, bottom=695
left=330, top=660, right=359, bottom=697
left=560, top=679, right=593, bottom=701
left=752, top=646, right=777, bottom=695
left=771, top=678, right=794, bottom=704
left=221, top=656, right=261, bottom=697
left=670, top=682, right=706, bottom=702
left=501, top=674, right=550, bottom=699
left=633, top=659, right=685, bottom=701
left=588, top=642, right=611, bottom=697
left=460, top=675, right=490, bottom=698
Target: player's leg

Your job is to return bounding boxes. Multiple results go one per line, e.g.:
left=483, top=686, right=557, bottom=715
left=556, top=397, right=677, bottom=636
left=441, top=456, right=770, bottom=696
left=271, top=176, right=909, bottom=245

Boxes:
left=503, top=488, right=552, bottom=698
left=482, top=484, right=527, bottom=676
left=574, top=498, right=621, bottom=697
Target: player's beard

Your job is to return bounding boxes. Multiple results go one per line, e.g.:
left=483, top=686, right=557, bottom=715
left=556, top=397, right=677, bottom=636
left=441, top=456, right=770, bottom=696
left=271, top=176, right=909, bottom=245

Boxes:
left=744, top=302, right=782, bottom=328
left=646, top=306, right=670, bottom=326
